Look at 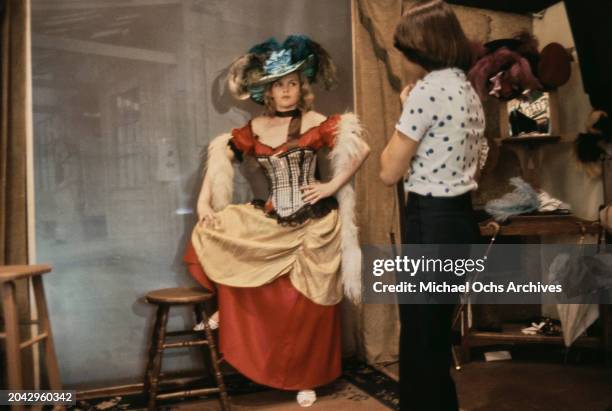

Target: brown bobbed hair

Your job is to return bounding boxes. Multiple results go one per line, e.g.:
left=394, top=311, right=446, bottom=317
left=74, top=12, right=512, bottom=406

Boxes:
left=263, top=72, right=314, bottom=116
left=394, top=0, right=473, bottom=72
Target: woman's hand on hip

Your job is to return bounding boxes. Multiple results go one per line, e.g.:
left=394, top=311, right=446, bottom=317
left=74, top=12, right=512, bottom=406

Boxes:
left=301, top=182, right=337, bottom=205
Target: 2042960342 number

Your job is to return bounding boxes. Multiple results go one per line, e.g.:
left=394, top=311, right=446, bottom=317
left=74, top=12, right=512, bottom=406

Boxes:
left=1, top=390, right=76, bottom=405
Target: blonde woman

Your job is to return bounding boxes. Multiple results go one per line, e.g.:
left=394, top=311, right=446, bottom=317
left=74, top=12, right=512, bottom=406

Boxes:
left=185, top=35, right=369, bottom=407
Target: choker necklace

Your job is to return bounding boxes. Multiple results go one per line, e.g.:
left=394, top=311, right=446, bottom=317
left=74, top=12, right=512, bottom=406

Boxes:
left=275, top=108, right=301, bottom=118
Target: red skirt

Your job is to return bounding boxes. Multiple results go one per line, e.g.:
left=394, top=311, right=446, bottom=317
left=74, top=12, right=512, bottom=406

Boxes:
left=183, top=241, right=342, bottom=390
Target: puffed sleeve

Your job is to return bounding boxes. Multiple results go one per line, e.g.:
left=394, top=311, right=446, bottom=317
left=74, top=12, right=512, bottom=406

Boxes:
left=228, top=123, right=255, bottom=161
left=319, top=114, right=341, bottom=149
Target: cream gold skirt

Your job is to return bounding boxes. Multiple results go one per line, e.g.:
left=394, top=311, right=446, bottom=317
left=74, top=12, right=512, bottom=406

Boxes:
left=191, top=204, right=343, bottom=305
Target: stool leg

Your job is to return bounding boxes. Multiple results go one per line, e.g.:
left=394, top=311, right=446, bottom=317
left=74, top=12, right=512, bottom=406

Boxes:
left=1, top=281, right=25, bottom=411
left=31, top=276, right=62, bottom=390
left=143, top=308, right=162, bottom=396
left=146, top=304, right=169, bottom=411
left=194, top=304, right=213, bottom=379
left=198, top=306, right=230, bottom=411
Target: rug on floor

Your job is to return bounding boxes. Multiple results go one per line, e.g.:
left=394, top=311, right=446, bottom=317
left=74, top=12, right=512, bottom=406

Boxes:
left=65, top=360, right=399, bottom=411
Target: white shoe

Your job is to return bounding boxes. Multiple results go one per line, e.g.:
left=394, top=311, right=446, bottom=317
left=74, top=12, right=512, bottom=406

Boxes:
left=297, top=390, right=316, bottom=407
left=193, top=317, right=219, bottom=331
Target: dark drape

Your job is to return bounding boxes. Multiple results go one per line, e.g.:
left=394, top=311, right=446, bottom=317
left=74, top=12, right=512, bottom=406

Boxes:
left=564, top=0, right=612, bottom=113
left=564, top=0, right=612, bottom=362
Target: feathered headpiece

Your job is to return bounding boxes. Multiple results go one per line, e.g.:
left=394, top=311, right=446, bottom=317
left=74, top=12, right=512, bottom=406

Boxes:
left=227, top=35, right=337, bottom=104
left=468, top=32, right=542, bottom=101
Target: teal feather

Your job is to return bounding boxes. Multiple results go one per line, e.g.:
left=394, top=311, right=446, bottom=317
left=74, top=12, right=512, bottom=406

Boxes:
left=249, top=38, right=280, bottom=55
left=485, top=177, right=539, bottom=222
left=283, top=35, right=312, bottom=62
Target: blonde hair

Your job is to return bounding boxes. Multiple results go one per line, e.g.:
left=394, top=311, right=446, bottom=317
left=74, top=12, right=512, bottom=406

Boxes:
left=263, top=73, right=314, bottom=116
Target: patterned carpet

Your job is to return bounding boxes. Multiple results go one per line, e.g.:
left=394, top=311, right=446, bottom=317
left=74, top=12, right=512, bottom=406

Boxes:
left=67, top=360, right=398, bottom=411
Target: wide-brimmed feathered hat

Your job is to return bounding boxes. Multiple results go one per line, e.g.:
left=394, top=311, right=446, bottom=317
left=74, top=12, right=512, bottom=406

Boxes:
left=227, top=35, right=337, bottom=104
left=468, top=31, right=573, bottom=101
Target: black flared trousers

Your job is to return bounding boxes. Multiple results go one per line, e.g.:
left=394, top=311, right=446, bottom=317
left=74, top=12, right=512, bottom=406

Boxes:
left=399, top=191, right=480, bottom=411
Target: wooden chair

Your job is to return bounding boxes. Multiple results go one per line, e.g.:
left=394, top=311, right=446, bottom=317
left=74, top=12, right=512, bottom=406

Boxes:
left=143, top=287, right=230, bottom=410
left=0, top=264, right=63, bottom=411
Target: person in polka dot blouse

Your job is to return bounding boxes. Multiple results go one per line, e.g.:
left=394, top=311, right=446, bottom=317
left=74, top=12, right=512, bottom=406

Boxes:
left=395, top=68, right=487, bottom=196
left=379, top=1, right=486, bottom=411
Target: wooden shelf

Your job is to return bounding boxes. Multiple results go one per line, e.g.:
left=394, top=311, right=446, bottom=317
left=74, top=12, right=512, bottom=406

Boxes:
left=468, top=215, right=607, bottom=365
left=460, top=91, right=612, bottom=366
left=501, top=135, right=561, bottom=145
left=464, top=323, right=601, bottom=349
left=479, top=214, right=599, bottom=237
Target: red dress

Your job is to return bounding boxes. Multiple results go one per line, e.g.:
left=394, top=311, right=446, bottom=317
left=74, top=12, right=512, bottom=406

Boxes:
left=184, top=115, right=342, bottom=390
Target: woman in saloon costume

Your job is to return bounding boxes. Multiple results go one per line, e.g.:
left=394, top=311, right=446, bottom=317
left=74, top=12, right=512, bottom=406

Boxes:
left=183, top=35, right=370, bottom=407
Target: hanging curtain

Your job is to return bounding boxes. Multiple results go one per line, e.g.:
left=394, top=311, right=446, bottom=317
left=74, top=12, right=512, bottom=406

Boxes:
left=564, top=0, right=612, bottom=114
left=351, top=0, right=407, bottom=365
left=564, top=0, right=612, bottom=354
left=1, top=0, right=33, bottom=386
left=1, top=0, right=29, bottom=263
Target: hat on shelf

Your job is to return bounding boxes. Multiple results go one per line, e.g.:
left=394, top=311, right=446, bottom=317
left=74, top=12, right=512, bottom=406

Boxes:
left=468, top=31, right=542, bottom=101
left=468, top=32, right=574, bottom=101
left=227, top=35, right=337, bottom=104
left=538, top=42, right=573, bottom=90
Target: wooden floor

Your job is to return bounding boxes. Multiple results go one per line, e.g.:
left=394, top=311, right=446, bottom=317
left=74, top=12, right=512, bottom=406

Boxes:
left=78, top=359, right=612, bottom=410
left=381, top=360, right=612, bottom=411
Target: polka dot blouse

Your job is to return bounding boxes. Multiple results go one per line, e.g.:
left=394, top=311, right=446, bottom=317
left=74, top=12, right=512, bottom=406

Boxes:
left=396, top=68, right=487, bottom=197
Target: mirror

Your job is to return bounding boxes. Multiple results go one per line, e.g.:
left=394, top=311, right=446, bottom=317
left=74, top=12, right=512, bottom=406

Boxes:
left=506, top=91, right=551, bottom=137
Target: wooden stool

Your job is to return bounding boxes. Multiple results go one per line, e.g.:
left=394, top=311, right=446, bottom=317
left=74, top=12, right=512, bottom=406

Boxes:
left=144, top=287, right=230, bottom=411
left=0, top=265, right=63, bottom=411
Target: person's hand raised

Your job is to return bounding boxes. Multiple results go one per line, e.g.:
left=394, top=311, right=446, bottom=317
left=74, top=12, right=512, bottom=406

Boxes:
left=400, top=83, right=415, bottom=107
